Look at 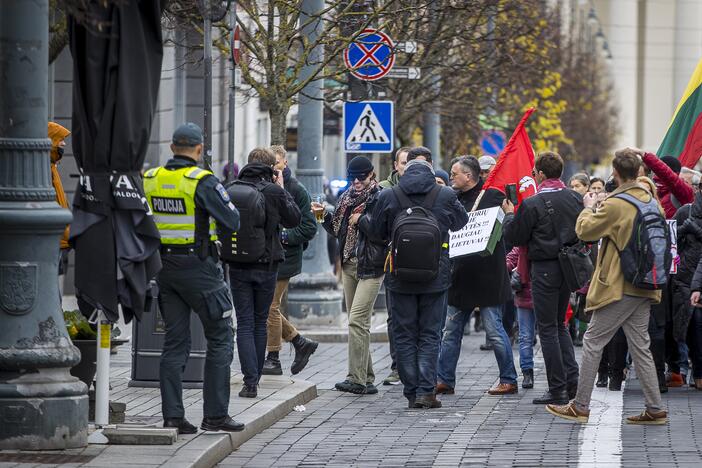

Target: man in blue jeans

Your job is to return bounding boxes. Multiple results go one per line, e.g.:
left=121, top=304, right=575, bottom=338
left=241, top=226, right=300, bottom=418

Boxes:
left=221, top=148, right=301, bottom=398
left=363, top=149, right=468, bottom=409
left=437, top=156, right=518, bottom=396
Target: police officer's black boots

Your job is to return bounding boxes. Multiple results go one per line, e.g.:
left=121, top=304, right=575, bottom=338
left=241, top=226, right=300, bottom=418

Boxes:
left=163, top=417, right=198, bottom=434
left=201, top=415, right=245, bottom=432
left=291, top=334, right=319, bottom=375
left=262, top=352, right=283, bottom=376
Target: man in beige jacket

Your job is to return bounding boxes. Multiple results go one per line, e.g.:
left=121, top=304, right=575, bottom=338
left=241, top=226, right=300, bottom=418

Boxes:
left=546, top=148, right=667, bottom=425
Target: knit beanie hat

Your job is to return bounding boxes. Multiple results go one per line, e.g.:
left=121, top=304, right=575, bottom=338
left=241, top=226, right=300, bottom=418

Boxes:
left=661, top=156, right=681, bottom=174
left=347, top=156, right=374, bottom=177
left=435, top=169, right=450, bottom=185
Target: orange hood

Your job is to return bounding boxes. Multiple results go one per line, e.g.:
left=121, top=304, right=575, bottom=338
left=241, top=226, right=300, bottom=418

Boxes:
left=48, top=122, right=71, bottom=162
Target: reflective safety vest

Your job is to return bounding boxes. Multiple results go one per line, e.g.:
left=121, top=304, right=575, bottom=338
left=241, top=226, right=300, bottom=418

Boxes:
left=143, top=166, right=217, bottom=245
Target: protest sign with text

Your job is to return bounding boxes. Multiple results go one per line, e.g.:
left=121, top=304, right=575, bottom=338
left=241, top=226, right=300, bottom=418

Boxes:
left=449, top=207, right=504, bottom=258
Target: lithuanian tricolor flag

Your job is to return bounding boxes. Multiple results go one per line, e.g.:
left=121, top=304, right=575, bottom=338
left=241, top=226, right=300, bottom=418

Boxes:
left=658, top=58, right=702, bottom=168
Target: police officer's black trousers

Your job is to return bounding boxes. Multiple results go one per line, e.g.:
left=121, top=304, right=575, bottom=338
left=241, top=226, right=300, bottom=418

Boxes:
left=158, top=255, right=234, bottom=420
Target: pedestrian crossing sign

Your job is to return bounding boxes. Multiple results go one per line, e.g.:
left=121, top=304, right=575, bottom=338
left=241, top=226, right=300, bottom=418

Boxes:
left=343, top=101, right=394, bottom=153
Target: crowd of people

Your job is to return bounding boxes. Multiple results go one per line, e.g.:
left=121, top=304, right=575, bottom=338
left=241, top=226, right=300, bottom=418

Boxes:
left=310, top=143, right=702, bottom=424
left=49, top=120, right=702, bottom=432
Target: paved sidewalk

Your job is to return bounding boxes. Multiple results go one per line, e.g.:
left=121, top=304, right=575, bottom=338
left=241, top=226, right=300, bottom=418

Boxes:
left=221, top=332, right=702, bottom=467
left=0, top=345, right=316, bottom=468
left=300, top=312, right=390, bottom=343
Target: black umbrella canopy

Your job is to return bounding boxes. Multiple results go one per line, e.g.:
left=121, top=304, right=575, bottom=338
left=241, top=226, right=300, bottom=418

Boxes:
left=69, top=0, right=164, bottom=322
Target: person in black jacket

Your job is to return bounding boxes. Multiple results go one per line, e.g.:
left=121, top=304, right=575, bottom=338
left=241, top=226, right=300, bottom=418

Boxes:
left=261, top=146, right=319, bottom=377
left=503, top=151, right=581, bottom=405
left=677, top=189, right=702, bottom=390
left=437, top=156, right=518, bottom=396
left=315, top=156, right=386, bottom=395
left=226, top=148, right=301, bottom=398
left=365, top=152, right=469, bottom=409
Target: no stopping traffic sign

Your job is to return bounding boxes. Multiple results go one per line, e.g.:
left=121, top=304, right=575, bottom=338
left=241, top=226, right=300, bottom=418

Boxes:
left=343, top=29, right=395, bottom=81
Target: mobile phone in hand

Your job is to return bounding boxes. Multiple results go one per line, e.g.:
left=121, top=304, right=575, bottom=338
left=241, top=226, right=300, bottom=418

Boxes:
left=505, top=183, right=518, bottom=205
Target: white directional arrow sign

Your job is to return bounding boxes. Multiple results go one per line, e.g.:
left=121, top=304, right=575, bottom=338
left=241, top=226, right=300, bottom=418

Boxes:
left=396, top=41, right=418, bottom=54
left=385, top=66, right=421, bottom=80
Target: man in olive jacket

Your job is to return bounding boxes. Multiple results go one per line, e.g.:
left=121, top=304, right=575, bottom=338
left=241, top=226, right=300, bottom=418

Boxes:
left=262, top=146, right=319, bottom=376
left=546, top=148, right=667, bottom=426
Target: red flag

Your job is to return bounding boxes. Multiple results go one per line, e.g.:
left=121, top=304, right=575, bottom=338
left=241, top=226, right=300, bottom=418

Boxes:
left=483, top=108, right=537, bottom=206
left=678, top=112, right=702, bottom=168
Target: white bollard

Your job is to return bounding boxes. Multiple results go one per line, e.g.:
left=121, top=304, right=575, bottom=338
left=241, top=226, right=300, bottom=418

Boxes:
left=88, top=309, right=112, bottom=444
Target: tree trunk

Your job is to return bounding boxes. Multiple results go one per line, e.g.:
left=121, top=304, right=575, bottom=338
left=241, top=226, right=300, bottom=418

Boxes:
left=268, top=104, right=289, bottom=146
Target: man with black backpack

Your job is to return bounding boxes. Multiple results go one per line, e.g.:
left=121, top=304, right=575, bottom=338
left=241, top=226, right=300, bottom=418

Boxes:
left=364, top=148, right=469, bottom=409
left=220, top=147, right=301, bottom=398
left=503, top=152, right=582, bottom=405
left=546, top=149, right=668, bottom=425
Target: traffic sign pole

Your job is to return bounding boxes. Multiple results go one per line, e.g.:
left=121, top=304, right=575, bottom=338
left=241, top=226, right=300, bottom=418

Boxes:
left=227, top=4, right=238, bottom=183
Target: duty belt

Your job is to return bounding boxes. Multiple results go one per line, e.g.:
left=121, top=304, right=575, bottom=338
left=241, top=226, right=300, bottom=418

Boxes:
left=160, top=245, right=197, bottom=256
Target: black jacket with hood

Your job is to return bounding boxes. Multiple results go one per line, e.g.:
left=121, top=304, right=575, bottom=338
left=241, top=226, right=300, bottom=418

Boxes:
left=225, top=162, right=301, bottom=271
left=364, top=161, right=469, bottom=294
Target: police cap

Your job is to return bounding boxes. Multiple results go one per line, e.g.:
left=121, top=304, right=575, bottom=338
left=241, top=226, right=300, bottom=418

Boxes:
left=172, top=122, right=203, bottom=147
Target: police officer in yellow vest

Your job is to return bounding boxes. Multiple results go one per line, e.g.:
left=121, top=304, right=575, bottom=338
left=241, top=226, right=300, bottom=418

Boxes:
left=144, top=123, right=242, bottom=434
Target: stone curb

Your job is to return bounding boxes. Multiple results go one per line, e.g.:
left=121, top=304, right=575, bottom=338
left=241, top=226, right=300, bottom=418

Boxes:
left=171, top=379, right=317, bottom=468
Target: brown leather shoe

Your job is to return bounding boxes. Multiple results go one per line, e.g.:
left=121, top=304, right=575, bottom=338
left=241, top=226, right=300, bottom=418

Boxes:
left=626, top=409, right=667, bottom=425
left=436, top=383, right=455, bottom=395
left=695, top=378, right=702, bottom=390
left=546, top=401, right=590, bottom=423
left=487, top=383, right=518, bottom=395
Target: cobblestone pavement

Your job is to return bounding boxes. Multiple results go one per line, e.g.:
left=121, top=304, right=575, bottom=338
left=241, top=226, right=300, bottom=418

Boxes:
left=220, top=331, right=702, bottom=467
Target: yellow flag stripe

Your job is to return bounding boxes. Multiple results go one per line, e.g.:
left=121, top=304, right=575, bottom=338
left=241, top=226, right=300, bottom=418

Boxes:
left=667, top=58, right=702, bottom=130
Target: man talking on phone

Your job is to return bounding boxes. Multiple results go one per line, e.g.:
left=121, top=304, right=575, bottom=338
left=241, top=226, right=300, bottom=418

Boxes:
left=220, top=148, right=301, bottom=399
left=436, top=156, right=518, bottom=397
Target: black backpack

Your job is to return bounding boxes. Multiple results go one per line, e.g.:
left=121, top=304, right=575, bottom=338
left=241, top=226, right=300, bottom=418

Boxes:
left=389, top=185, right=442, bottom=282
left=614, top=192, right=672, bottom=290
left=220, top=180, right=267, bottom=263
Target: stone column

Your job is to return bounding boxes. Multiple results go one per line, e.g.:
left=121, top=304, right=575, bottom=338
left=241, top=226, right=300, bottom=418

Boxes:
left=287, top=0, right=344, bottom=326
left=0, top=0, right=88, bottom=449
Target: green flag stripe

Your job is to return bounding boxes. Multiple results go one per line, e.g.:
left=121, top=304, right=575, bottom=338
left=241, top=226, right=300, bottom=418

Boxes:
left=657, top=83, right=702, bottom=158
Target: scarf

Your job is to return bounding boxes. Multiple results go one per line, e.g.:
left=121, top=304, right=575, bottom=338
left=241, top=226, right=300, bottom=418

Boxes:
left=537, top=177, right=567, bottom=193
left=332, top=180, right=377, bottom=262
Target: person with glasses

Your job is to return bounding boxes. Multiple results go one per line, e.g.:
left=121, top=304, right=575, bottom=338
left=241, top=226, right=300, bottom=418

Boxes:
left=315, top=156, right=385, bottom=395
left=437, top=156, right=518, bottom=397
